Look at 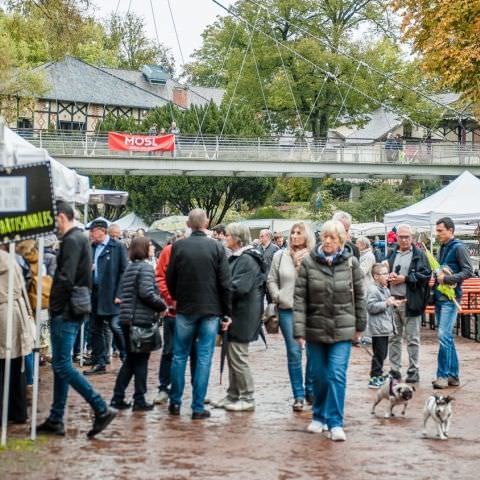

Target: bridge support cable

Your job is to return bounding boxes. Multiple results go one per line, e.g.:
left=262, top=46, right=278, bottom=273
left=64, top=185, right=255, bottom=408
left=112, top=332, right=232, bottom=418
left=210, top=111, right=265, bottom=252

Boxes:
left=243, top=0, right=475, bottom=123
left=301, top=73, right=329, bottom=135
left=166, top=0, right=208, bottom=155
left=250, top=45, right=275, bottom=134
left=210, top=0, right=437, bottom=139
left=192, top=19, right=241, bottom=148
left=266, top=11, right=304, bottom=141
left=219, top=7, right=262, bottom=139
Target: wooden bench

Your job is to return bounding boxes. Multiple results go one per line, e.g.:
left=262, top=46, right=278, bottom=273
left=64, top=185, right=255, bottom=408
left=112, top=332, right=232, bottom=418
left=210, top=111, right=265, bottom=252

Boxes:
left=424, top=277, right=480, bottom=341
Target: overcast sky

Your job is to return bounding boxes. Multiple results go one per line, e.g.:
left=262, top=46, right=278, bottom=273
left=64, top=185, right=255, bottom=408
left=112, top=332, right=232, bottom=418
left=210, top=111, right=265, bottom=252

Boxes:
left=96, top=0, right=224, bottom=67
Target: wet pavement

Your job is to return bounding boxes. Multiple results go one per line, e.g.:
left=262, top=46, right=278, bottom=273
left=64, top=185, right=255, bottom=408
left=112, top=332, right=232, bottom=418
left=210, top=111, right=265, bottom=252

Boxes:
left=2, top=327, right=479, bottom=479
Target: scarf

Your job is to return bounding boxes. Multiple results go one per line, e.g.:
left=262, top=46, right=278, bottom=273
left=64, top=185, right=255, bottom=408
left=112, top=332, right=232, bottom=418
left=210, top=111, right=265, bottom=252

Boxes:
left=317, top=245, right=343, bottom=265
left=290, top=247, right=309, bottom=272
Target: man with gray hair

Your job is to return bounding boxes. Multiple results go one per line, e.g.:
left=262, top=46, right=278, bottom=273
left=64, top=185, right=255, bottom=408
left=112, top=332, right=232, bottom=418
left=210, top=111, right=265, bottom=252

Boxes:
left=258, top=229, right=279, bottom=275
left=332, top=211, right=359, bottom=259
left=167, top=208, right=232, bottom=419
left=386, top=224, right=431, bottom=383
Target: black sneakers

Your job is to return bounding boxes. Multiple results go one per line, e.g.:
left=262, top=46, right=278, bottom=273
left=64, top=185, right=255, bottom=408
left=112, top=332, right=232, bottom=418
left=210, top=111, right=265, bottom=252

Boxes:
left=168, top=404, right=181, bottom=416
left=132, top=402, right=154, bottom=412
left=87, top=407, right=117, bottom=438
left=83, top=365, right=107, bottom=376
left=192, top=409, right=211, bottom=420
left=110, top=399, right=132, bottom=410
left=37, top=419, right=65, bottom=436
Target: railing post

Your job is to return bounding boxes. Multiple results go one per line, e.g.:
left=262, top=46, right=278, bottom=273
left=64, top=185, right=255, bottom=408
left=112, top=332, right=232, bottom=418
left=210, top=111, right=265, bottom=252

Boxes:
left=257, top=137, right=260, bottom=159
left=84, top=130, right=88, bottom=156
left=39, top=129, right=42, bottom=149
left=215, top=136, right=219, bottom=160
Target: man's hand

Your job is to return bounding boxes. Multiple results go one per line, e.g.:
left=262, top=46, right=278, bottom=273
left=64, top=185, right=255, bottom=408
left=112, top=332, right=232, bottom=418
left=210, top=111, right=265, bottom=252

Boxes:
left=437, top=271, right=445, bottom=284
left=114, top=297, right=122, bottom=304
left=389, top=274, right=406, bottom=285
left=297, top=337, right=305, bottom=348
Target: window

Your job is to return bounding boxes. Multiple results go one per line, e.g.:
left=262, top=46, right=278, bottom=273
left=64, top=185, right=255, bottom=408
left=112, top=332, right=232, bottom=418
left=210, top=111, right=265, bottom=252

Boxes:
left=58, top=120, right=85, bottom=131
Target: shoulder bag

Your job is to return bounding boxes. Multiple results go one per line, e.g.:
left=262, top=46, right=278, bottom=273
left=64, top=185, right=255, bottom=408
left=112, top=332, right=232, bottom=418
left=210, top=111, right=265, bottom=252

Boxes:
left=129, top=264, right=162, bottom=353
left=265, top=251, right=285, bottom=334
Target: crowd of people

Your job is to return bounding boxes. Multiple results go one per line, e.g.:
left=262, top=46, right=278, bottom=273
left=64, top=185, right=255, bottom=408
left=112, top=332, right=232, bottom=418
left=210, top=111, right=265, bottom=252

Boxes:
left=0, top=204, right=473, bottom=442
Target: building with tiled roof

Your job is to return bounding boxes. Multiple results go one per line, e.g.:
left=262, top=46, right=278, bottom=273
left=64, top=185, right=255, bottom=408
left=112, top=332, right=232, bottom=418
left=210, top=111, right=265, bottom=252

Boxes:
left=12, top=56, right=224, bottom=131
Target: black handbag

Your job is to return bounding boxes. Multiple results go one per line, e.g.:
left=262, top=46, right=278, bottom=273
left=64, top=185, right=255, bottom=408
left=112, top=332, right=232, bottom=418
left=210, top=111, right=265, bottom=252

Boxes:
left=129, top=322, right=162, bottom=353
left=129, top=266, right=162, bottom=353
left=70, top=286, right=92, bottom=316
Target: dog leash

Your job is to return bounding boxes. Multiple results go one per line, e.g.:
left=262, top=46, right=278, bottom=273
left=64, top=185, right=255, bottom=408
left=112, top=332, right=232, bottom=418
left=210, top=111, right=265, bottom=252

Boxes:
left=358, top=343, right=374, bottom=358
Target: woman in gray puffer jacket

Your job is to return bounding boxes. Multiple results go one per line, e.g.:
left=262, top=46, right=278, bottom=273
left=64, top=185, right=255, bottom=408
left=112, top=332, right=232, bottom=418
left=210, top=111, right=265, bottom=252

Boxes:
left=294, top=220, right=366, bottom=442
left=111, top=237, right=166, bottom=411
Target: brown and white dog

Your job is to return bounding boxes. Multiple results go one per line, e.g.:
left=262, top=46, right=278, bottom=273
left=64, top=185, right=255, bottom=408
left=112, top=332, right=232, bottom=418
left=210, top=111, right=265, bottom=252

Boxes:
left=371, top=373, right=415, bottom=418
left=423, top=395, right=454, bottom=440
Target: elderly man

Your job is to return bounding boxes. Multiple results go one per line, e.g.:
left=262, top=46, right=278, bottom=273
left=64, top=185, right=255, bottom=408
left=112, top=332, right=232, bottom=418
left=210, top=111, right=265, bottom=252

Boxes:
left=84, top=218, right=128, bottom=375
left=167, top=209, right=232, bottom=419
left=432, top=217, right=472, bottom=389
left=258, top=229, right=279, bottom=275
left=386, top=224, right=431, bottom=383
left=332, top=211, right=359, bottom=259
left=107, top=224, right=122, bottom=240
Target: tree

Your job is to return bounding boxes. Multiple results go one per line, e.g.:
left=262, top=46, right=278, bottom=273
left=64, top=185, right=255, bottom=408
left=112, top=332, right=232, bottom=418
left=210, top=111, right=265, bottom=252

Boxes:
left=0, top=13, right=46, bottom=121
left=105, top=12, right=175, bottom=73
left=186, top=0, right=437, bottom=139
left=2, top=0, right=119, bottom=66
left=393, top=0, right=480, bottom=108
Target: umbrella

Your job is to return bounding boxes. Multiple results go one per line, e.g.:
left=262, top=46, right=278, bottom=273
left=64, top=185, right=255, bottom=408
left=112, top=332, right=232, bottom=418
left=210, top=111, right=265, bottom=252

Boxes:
left=150, top=215, right=188, bottom=231
left=145, top=229, right=175, bottom=248
left=219, top=328, right=228, bottom=385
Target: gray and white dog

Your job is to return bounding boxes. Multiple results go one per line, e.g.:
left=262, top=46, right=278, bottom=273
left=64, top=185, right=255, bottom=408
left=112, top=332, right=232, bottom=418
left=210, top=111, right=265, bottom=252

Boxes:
left=371, top=373, right=415, bottom=418
left=423, top=395, right=454, bottom=440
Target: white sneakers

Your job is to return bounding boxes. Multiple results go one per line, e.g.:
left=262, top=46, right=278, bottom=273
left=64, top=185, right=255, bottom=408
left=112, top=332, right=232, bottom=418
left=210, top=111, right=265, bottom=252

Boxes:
left=307, top=420, right=328, bottom=433
left=224, top=400, right=255, bottom=411
left=330, top=427, right=346, bottom=441
left=307, top=422, right=346, bottom=441
left=153, top=390, right=169, bottom=404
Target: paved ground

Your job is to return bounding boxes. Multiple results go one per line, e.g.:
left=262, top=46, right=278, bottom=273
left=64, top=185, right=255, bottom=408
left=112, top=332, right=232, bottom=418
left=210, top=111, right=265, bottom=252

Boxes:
left=2, top=327, right=479, bottom=480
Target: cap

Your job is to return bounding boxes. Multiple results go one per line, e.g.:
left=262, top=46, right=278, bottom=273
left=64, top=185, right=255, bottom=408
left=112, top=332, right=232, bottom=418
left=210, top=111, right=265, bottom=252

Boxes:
left=88, top=218, right=109, bottom=230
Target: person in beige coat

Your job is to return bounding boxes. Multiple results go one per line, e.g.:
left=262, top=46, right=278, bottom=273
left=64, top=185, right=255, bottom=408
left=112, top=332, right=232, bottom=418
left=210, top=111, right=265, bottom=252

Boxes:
left=267, top=222, right=315, bottom=412
left=0, top=247, right=35, bottom=423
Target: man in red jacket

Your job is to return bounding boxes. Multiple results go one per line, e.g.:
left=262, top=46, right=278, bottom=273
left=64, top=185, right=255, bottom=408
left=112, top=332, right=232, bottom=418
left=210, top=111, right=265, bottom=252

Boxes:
left=154, top=235, right=197, bottom=404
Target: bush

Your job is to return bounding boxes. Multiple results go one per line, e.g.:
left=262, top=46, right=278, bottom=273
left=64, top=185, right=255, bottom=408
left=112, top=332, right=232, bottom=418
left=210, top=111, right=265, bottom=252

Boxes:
left=249, top=206, right=285, bottom=219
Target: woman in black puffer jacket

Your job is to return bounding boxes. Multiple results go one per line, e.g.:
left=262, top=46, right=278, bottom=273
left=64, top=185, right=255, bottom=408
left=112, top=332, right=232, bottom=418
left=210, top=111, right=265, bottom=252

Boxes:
left=111, top=237, right=166, bottom=411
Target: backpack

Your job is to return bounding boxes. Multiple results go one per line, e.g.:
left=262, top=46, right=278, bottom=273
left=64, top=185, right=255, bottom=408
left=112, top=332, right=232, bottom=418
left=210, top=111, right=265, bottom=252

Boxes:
left=25, top=250, right=53, bottom=310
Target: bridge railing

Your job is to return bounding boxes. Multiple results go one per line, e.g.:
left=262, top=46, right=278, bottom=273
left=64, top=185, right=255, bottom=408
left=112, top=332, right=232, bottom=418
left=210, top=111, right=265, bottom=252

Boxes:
left=12, top=129, right=480, bottom=165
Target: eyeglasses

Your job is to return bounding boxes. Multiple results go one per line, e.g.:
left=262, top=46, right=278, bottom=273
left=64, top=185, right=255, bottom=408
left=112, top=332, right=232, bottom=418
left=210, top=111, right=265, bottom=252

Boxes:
left=398, top=236, right=411, bottom=240
left=377, top=272, right=389, bottom=276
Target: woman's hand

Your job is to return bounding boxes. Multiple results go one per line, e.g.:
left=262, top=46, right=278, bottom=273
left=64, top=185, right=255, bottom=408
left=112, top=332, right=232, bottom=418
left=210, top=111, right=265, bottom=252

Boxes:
left=297, top=337, right=305, bottom=348
left=351, top=331, right=362, bottom=343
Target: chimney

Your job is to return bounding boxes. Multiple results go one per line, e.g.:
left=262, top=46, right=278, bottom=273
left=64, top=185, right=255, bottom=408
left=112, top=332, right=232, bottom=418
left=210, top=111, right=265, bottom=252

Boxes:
left=173, top=87, right=189, bottom=109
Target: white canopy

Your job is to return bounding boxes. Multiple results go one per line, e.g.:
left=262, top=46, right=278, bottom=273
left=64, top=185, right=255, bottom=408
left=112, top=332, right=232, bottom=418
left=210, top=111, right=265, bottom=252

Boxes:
left=384, top=171, right=480, bottom=228
left=115, top=212, right=148, bottom=231
left=3, top=126, right=89, bottom=203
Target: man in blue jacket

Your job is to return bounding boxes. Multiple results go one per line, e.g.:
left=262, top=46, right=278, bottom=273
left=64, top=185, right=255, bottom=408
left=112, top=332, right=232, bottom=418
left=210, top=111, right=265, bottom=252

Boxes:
left=84, top=218, right=128, bottom=375
left=433, top=217, right=472, bottom=389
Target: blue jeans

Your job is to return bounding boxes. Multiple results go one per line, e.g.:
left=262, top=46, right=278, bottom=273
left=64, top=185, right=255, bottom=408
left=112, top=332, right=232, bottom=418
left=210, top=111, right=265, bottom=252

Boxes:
left=25, top=352, right=34, bottom=385
left=279, top=309, right=313, bottom=400
left=169, top=314, right=219, bottom=413
left=307, top=341, right=352, bottom=429
left=435, top=301, right=459, bottom=379
left=48, top=315, right=107, bottom=423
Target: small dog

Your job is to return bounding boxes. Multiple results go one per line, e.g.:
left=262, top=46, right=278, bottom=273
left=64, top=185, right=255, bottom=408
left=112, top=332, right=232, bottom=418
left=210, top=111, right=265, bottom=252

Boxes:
left=423, top=395, right=454, bottom=440
left=371, top=372, right=415, bottom=418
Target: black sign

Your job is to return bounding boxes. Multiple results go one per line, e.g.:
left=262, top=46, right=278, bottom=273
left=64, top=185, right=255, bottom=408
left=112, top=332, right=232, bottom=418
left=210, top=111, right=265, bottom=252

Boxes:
left=0, top=162, right=56, bottom=243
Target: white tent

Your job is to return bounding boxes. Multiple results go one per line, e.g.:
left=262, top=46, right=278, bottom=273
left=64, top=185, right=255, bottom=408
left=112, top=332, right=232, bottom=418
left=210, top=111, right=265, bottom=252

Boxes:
left=384, top=171, right=480, bottom=228
left=115, top=212, right=148, bottom=231
left=3, top=126, right=89, bottom=203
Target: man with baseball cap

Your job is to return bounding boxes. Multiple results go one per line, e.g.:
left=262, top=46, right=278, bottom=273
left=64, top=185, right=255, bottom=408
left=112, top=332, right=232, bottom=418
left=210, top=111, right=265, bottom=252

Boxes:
left=84, top=218, right=128, bottom=375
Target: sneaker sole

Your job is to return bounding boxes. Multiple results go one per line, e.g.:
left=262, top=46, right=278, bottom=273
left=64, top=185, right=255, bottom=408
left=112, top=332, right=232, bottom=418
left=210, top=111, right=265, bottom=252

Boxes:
left=87, top=411, right=117, bottom=438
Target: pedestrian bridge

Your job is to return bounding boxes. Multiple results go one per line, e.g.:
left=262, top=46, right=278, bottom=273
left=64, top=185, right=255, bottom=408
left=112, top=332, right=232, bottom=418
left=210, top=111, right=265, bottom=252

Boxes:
left=17, top=130, right=480, bottom=178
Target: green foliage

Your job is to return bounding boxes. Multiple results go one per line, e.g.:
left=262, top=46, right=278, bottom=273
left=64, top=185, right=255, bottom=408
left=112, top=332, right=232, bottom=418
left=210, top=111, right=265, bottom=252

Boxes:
left=249, top=206, right=286, bottom=219
left=334, top=183, right=410, bottom=222
left=185, top=0, right=440, bottom=138
left=143, top=101, right=266, bottom=136
left=104, top=12, right=175, bottom=72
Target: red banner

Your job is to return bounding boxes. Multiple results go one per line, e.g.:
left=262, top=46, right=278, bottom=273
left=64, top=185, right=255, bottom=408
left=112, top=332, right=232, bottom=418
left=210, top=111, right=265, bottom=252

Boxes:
left=108, top=132, right=175, bottom=152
